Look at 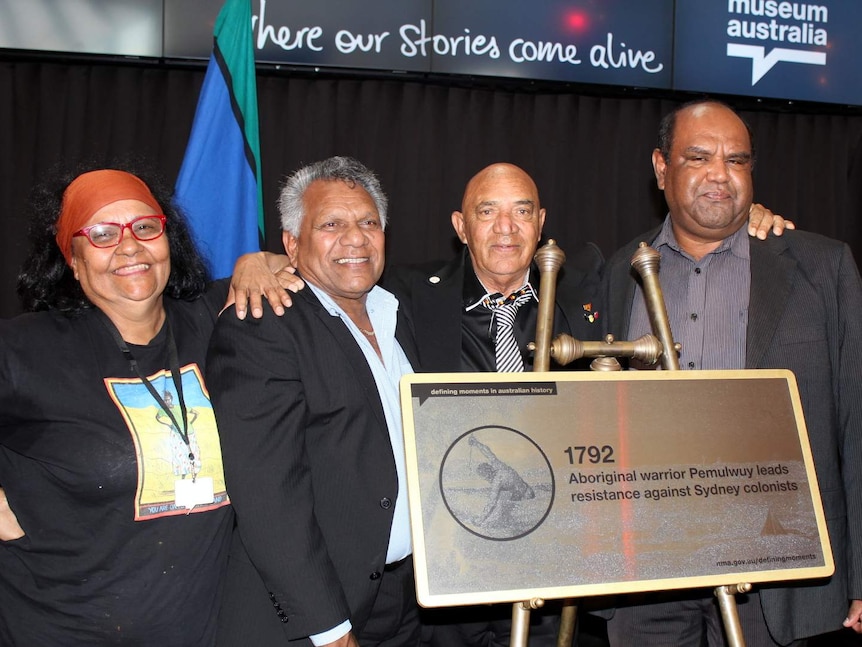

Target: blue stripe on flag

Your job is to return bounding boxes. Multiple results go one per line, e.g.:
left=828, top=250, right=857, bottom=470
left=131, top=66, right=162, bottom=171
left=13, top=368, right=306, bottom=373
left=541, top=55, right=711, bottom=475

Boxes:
left=175, top=0, right=261, bottom=279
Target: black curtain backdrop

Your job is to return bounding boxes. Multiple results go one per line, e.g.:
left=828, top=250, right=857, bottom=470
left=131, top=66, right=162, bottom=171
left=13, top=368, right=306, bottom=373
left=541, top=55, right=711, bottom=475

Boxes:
left=2, top=55, right=862, bottom=318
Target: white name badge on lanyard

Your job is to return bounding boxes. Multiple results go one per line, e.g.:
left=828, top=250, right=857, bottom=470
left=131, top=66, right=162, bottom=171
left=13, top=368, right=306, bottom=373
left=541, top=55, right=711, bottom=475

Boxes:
left=175, top=476, right=215, bottom=511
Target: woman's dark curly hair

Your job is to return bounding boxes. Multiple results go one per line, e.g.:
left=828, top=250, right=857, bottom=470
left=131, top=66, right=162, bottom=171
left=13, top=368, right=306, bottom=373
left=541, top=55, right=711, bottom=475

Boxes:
left=16, top=161, right=211, bottom=315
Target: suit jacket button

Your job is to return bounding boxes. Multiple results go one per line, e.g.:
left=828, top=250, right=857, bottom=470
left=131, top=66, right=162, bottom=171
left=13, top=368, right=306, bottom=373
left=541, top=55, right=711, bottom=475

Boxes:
left=370, top=571, right=382, bottom=580
left=379, top=497, right=392, bottom=509
left=281, top=616, right=290, bottom=623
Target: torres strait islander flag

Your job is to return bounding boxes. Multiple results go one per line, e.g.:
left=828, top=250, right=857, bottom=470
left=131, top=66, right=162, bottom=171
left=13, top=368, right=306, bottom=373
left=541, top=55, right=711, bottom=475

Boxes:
left=175, top=0, right=263, bottom=278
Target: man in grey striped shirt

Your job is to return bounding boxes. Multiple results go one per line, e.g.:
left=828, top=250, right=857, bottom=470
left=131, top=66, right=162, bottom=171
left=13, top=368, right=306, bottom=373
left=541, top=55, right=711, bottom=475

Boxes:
left=601, top=99, right=862, bottom=646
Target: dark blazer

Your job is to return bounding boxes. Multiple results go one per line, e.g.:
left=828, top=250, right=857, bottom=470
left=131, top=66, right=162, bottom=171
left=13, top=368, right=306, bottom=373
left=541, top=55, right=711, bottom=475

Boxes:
left=603, top=226, right=862, bottom=643
left=206, top=286, right=420, bottom=645
left=382, top=244, right=604, bottom=373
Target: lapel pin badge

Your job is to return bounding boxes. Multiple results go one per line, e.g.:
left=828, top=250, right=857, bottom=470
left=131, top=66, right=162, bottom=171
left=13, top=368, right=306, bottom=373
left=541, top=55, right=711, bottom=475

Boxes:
left=583, top=303, right=599, bottom=323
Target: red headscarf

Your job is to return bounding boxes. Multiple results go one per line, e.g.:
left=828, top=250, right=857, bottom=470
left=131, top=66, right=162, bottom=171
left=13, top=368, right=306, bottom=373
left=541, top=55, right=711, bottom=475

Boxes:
left=54, top=169, right=163, bottom=267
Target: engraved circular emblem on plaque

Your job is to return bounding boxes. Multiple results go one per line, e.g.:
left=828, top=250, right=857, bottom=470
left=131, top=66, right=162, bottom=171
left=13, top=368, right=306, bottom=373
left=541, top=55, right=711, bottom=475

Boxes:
left=439, top=425, right=554, bottom=541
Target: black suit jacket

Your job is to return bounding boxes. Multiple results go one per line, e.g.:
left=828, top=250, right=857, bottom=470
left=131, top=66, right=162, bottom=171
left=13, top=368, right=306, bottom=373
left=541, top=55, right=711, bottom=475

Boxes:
left=206, top=286, right=420, bottom=645
left=603, top=227, right=862, bottom=643
left=383, top=244, right=604, bottom=373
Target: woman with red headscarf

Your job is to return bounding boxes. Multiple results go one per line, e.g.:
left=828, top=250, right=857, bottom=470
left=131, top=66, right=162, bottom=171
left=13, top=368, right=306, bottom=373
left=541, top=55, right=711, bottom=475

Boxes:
left=0, top=166, right=293, bottom=645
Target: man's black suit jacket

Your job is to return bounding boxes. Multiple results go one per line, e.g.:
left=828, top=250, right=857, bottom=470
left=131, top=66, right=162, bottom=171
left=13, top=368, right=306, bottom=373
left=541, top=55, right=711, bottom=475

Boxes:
left=207, top=286, right=421, bottom=645
left=603, top=227, right=862, bottom=643
left=383, top=244, right=604, bottom=373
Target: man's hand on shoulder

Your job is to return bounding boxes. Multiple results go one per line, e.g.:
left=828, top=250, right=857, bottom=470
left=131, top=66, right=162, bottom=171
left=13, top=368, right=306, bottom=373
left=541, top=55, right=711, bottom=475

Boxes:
left=843, top=599, right=862, bottom=634
left=0, top=487, right=24, bottom=541
left=226, top=251, right=304, bottom=319
left=747, top=203, right=795, bottom=240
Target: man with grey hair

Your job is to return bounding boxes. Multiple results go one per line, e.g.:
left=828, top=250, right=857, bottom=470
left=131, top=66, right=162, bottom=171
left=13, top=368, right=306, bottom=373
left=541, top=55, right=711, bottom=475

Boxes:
left=208, top=156, right=422, bottom=647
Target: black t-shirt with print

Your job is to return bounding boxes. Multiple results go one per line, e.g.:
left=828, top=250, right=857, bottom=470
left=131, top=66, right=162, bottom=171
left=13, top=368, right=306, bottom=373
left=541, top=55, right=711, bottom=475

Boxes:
left=0, top=282, right=233, bottom=646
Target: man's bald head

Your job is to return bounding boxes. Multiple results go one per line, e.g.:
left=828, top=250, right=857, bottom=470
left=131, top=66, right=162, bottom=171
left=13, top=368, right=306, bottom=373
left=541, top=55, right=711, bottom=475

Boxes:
left=451, top=163, right=546, bottom=295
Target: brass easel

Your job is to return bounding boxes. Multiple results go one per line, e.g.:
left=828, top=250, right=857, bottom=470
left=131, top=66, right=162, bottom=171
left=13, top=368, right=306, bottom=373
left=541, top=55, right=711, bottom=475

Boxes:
left=511, top=240, right=751, bottom=647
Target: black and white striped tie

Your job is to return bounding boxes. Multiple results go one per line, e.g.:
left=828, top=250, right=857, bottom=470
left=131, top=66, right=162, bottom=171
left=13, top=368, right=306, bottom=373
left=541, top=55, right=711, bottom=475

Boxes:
left=487, top=289, right=532, bottom=373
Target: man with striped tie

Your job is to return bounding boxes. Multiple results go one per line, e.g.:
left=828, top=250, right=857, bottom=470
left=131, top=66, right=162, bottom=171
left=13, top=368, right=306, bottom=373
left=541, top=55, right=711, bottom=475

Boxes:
left=383, top=162, right=604, bottom=646
left=385, top=162, right=604, bottom=378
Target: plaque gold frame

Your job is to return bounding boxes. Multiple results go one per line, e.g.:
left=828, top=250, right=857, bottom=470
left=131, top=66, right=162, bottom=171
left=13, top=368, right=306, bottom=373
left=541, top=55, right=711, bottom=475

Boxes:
left=400, top=369, right=833, bottom=609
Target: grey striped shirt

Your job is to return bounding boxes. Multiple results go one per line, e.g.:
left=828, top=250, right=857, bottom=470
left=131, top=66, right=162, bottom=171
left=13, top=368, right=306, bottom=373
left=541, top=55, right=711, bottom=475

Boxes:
left=628, top=216, right=750, bottom=370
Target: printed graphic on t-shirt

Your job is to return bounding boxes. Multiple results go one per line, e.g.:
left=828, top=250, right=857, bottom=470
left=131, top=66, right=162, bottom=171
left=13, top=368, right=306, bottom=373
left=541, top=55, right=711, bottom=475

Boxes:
left=105, top=363, right=230, bottom=520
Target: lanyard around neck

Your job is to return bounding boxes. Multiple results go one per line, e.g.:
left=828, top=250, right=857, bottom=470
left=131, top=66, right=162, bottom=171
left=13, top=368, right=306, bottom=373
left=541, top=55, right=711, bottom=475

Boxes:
left=96, top=310, right=193, bottom=464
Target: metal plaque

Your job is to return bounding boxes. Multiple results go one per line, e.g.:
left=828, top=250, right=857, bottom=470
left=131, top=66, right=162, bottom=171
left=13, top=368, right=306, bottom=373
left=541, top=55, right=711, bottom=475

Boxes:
left=400, top=369, right=833, bottom=607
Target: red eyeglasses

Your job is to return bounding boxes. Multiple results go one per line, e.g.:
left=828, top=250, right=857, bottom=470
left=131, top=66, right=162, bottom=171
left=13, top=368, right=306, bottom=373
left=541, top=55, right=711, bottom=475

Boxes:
left=73, top=215, right=167, bottom=249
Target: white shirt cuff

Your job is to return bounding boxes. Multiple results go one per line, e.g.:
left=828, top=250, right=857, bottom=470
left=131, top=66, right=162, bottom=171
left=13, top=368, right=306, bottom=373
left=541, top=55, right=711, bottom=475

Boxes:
left=310, top=619, right=352, bottom=646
